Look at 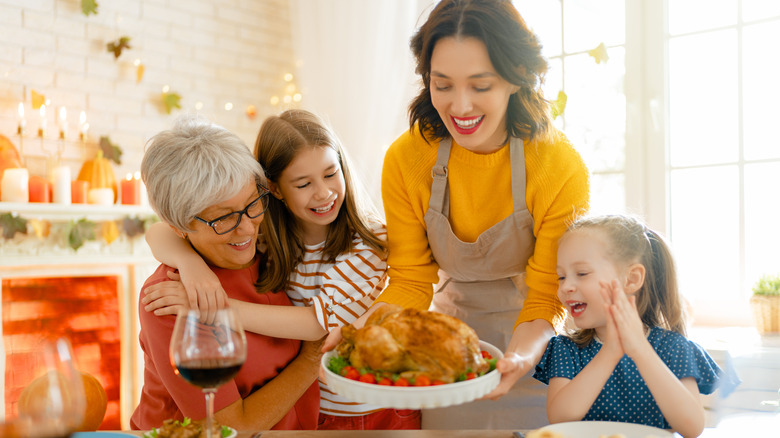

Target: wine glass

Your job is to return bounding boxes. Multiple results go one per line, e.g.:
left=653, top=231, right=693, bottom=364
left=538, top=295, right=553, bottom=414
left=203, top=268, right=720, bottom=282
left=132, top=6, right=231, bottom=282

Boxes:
left=170, top=308, right=247, bottom=438
left=14, top=337, right=86, bottom=438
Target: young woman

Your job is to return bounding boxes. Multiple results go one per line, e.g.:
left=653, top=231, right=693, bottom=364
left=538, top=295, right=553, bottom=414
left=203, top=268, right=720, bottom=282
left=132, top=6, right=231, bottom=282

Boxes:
left=534, top=214, right=739, bottom=437
left=143, top=110, right=420, bottom=430
left=323, top=0, right=590, bottom=430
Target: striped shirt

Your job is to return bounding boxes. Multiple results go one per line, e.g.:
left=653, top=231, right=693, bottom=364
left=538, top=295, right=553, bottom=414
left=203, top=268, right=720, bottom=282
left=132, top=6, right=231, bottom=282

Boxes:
left=285, top=220, right=387, bottom=416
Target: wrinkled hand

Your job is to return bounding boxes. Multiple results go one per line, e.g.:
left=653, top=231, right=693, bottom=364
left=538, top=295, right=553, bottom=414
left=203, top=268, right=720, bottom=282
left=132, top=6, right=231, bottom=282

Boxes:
left=142, top=275, right=190, bottom=317
left=481, top=352, right=532, bottom=400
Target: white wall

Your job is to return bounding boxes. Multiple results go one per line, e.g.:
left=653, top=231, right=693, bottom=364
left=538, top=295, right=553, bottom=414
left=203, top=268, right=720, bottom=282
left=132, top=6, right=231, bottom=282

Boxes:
left=0, top=0, right=296, bottom=182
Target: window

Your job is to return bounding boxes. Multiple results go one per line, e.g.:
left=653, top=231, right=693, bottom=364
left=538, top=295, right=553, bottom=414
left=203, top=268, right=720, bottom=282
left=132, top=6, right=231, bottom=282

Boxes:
left=515, top=0, right=780, bottom=325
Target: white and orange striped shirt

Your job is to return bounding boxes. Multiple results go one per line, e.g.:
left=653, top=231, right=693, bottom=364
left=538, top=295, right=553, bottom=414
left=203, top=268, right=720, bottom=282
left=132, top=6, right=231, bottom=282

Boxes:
left=285, top=220, right=387, bottom=416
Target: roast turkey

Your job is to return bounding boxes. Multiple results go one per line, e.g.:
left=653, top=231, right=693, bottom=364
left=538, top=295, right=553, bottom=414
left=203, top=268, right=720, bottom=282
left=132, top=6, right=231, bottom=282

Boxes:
left=336, top=304, right=489, bottom=383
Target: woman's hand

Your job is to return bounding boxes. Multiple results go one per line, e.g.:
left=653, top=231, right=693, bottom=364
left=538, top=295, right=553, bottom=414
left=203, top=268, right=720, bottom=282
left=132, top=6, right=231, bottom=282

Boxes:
left=483, top=352, right=535, bottom=400
left=321, top=326, right=343, bottom=353
left=142, top=272, right=191, bottom=317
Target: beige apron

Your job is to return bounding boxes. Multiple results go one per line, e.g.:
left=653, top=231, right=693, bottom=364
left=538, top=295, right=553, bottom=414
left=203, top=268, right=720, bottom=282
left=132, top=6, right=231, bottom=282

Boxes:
left=421, top=137, right=549, bottom=430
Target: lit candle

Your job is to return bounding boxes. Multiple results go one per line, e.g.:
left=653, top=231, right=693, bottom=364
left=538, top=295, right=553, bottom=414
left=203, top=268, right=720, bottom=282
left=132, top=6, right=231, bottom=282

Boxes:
left=28, top=175, right=51, bottom=203
left=136, top=170, right=148, bottom=206
left=79, top=111, right=88, bottom=140
left=1, top=168, right=29, bottom=203
left=38, top=105, right=47, bottom=137
left=88, top=188, right=114, bottom=206
left=17, top=102, right=26, bottom=135
left=120, top=172, right=141, bottom=205
left=52, top=165, right=71, bottom=204
left=71, top=180, right=89, bottom=204
left=58, top=106, right=68, bottom=140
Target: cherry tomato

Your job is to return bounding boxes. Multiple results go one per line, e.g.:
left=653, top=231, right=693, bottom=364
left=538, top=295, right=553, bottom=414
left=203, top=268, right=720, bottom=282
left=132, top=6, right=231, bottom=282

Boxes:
left=377, top=377, right=393, bottom=386
left=343, top=366, right=360, bottom=380
left=465, top=372, right=477, bottom=380
left=414, top=375, right=431, bottom=386
left=359, top=373, right=377, bottom=384
left=394, top=377, right=410, bottom=387
left=432, top=380, right=447, bottom=386
left=481, top=350, right=493, bottom=359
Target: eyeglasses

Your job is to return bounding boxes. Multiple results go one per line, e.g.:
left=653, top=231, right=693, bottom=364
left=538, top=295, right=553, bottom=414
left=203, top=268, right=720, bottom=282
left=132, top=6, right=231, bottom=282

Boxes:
left=194, top=185, right=271, bottom=235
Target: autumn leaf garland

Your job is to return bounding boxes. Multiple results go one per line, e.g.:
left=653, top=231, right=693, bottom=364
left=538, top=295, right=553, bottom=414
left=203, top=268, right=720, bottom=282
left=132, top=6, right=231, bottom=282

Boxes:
left=0, top=213, right=158, bottom=250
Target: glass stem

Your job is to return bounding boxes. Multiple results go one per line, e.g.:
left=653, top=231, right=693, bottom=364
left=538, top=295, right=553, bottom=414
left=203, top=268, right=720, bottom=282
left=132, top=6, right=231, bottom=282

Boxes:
left=203, top=388, right=217, bottom=438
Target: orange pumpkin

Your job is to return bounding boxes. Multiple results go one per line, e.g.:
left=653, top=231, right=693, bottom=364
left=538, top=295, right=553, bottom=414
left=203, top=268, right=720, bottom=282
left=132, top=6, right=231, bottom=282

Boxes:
left=0, top=134, right=25, bottom=200
left=77, top=149, right=117, bottom=202
left=17, top=370, right=108, bottom=432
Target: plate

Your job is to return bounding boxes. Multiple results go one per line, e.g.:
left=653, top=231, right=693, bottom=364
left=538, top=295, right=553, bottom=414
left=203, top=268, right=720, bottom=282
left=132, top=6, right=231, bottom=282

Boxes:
left=141, top=426, right=237, bottom=438
left=531, top=421, right=673, bottom=438
left=320, top=340, right=503, bottom=409
left=71, top=434, right=138, bottom=438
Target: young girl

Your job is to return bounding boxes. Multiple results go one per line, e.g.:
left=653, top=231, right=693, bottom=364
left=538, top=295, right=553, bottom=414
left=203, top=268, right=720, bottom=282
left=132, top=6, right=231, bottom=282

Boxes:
left=142, top=109, right=420, bottom=430
left=533, top=214, right=738, bottom=438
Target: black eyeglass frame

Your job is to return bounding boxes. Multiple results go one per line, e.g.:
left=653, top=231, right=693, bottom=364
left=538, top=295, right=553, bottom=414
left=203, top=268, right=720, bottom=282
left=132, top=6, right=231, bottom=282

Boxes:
left=194, top=185, right=271, bottom=235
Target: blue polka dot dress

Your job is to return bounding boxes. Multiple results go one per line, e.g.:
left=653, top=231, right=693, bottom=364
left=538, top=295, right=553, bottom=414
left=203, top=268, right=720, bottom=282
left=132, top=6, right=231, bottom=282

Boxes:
left=533, top=327, right=739, bottom=429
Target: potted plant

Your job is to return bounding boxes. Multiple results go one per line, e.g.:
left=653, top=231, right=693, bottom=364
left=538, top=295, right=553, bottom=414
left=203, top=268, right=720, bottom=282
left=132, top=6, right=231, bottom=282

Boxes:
left=750, top=274, right=780, bottom=334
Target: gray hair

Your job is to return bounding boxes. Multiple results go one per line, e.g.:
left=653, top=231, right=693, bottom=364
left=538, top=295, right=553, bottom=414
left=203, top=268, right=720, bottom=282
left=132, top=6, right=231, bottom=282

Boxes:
left=141, top=115, right=265, bottom=232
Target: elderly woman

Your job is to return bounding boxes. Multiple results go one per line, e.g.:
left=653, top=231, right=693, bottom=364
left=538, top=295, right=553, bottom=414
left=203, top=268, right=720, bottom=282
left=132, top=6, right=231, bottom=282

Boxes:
left=130, top=115, right=320, bottom=431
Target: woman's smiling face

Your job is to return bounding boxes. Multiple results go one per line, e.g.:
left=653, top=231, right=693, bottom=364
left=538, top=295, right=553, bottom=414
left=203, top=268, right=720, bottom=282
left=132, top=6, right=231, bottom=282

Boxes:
left=429, top=36, right=518, bottom=154
left=186, top=181, right=264, bottom=270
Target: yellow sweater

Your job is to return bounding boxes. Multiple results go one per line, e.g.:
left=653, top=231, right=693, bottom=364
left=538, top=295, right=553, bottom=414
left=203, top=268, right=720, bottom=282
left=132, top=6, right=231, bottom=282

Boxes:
left=378, top=128, right=589, bottom=329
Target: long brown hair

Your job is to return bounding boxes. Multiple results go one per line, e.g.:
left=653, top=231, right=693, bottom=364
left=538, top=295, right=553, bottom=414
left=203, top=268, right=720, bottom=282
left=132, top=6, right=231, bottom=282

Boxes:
left=565, top=214, right=687, bottom=347
left=408, top=0, right=551, bottom=143
left=253, top=109, right=387, bottom=293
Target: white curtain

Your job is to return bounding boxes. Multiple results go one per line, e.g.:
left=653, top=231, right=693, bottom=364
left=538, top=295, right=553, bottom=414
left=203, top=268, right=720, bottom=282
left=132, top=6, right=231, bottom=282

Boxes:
left=289, top=0, right=434, bottom=215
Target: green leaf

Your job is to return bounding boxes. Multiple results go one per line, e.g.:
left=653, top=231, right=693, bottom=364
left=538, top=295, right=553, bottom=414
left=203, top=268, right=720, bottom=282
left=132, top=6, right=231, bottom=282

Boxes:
left=67, top=218, right=97, bottom=250
left=0, top=213, right=27, bottom=239
left=99, top=136, right=123, bottom=165
left=81, top=0, right=98, bottom=16
left=106, top=36, right=132, bottom=59
left=162, top=92, right=182, bottom=114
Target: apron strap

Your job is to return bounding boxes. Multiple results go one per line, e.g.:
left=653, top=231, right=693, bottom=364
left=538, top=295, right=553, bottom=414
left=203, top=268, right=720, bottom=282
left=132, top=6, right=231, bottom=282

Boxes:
left=509, top=137, right=527, bottom=213
left=429, top=137, right=452, bottom=215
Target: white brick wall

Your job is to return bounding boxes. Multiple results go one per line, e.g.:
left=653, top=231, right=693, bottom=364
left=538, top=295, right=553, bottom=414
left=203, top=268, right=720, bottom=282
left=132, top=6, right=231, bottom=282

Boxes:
left=0, top=0, right=295, bottom=181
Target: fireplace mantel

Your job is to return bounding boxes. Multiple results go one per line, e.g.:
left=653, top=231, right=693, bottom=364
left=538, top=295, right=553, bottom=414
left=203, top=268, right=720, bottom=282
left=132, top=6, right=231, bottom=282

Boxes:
left=1, top=201, right=160, bottom=428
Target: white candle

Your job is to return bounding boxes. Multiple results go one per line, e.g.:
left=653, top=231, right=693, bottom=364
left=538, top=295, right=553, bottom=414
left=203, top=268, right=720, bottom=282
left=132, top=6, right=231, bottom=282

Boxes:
left=1, top=168, right=30, bottom=203
left=58, top=106, right=68, bottom=139
left=39, top=105, right=47, bottom=137
left=18, top=102, right=26, bottom=134
left=88, top=188, right=114, bottom=206
left=135, top=170, right=149, bottom=206
left=52, top=166, right=71, bottom=204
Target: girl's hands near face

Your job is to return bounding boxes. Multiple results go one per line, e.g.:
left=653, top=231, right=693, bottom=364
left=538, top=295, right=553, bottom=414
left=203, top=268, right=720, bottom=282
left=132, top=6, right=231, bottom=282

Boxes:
left=599, top=281, right=625, bottom=360
left=142, top=273, right=191, bottom=317
left=604, top=279, right=650, bottom=358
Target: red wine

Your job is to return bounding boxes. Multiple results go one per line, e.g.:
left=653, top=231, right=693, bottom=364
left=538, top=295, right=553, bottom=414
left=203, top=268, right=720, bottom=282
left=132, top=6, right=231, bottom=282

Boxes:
left=176, top=359, right=243, bottom=388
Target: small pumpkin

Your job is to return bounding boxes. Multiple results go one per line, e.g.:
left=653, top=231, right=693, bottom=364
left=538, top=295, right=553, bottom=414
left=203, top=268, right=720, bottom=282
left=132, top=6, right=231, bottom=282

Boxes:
left=77, top=149, right=117, bottom=202
left=0, top=134, right=25, bottom=200
left=17, top=370, right=107, bottom=431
